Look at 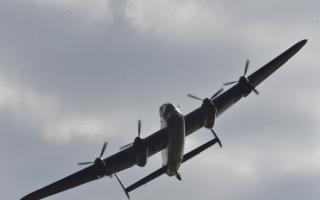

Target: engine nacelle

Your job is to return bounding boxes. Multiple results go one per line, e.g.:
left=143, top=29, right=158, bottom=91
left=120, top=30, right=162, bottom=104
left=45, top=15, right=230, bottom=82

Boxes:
left=93, top=157, right=108, bottom=178
left=133, top=137, right=148, bottom=167
left=201, top=98, right=217, bottom=129
left=136, top=151, right=148, bottom=167
left=239, top=76, right=254, bottom=97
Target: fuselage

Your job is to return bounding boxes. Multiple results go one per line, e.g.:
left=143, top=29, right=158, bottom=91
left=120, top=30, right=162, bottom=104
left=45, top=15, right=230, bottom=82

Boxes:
left=159, top=103, right=185, bottom=176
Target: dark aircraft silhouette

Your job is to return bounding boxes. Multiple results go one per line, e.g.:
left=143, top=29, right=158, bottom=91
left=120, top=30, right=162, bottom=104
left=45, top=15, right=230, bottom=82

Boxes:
left=21, top=39, right=307, bottom=200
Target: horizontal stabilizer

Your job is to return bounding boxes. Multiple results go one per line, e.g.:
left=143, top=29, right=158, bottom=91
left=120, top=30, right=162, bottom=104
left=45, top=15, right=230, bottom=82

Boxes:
left=126, top=137, right=220, bottom=193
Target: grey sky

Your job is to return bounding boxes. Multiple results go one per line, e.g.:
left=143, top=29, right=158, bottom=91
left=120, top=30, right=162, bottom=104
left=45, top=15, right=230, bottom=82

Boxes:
left=0, top=0, right=319, bottom=199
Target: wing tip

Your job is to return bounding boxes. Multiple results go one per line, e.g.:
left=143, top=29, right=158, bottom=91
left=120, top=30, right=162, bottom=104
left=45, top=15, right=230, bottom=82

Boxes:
left=296, top=39, right=308, bottom=49
left=288, top=39, right=308, bottom=55
left=20, top=195, right=31, bottom=200
left=289, top=39, right=308, bottom=58
left=21, top=192, right=38, bottom=200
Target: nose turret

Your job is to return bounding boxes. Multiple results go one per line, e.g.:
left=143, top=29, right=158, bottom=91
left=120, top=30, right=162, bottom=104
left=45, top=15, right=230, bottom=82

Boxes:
left=159, top=103, right=180, bottom=120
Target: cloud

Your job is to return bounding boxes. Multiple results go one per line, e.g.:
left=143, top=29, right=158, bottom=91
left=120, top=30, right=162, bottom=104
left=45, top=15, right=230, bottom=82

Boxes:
left=0, top=0, right=319, bottom=200
left=0, top=70, right=119, bottom=141
left=124, top=0, right=228, bottom=42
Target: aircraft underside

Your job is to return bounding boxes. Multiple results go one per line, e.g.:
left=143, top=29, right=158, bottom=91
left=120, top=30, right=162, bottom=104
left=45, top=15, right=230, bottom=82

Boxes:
left=159, top=103, right=185, bottom=177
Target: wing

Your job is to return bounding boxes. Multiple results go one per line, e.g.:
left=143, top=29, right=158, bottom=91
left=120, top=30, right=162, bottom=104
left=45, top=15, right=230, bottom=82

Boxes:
left=213, top=39, right=307, bottom=117
left=126, top=137, right=221, bottom=193
left=21, top=165, right=98, bottom=200
left=20, top=128, right=168, bottom=200
left=181, top=40, right=308, bottom=138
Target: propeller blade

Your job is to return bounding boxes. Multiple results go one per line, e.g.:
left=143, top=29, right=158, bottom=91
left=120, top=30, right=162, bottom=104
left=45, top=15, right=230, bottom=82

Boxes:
left=138, top=120, right=141, bottom=138
left=78, top=162, right=94, bottom=166
left=223, top=81, right=238, bottom=86
left=244, top=59, right=250, bottom=76
left=252, top=87, right=259, bottom=95
left=248, top=83, right=259, bottom=95
left=187, top=94, right=203, bottom=101
left=210, top=129, right=222, bottom=148
left=120, top=143, right=133, bottom=150
left=114, top=172, right=130, bottom=199
left=210, top=88, right=224, bottom=100
left=175, top=171, right=182, bottom=181
left=100, top=142, right=107, bottom=158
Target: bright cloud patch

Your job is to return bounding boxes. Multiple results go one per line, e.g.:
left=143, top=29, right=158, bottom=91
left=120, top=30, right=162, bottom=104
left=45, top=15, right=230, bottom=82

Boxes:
left=0, top=72, right=114, bottom=142
left=124, top=0, right=227, bottom=41
left=34, top=0, right=229, bottom=41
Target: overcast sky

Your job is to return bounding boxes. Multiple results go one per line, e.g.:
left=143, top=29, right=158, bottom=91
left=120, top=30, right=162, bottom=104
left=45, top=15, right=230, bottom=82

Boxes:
left=0, top=0, right=319, bottom=199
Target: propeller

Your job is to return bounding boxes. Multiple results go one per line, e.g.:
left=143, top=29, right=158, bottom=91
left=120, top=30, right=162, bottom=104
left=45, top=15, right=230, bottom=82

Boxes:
left=175, top=171, right=182, bottom=181
left=77, top=142, right=130, bottom=199
left=138, top=119, right=141, bottom=138
left=210, top=129, right=222, bottom=148
left=114, top=172, right=130, bottom=199
left=78, top=142, right=107, bottom=166
left=187, top=88, right=224, bottom=102
left=120, top=120, right=142, bottom=150
left=223, top=60, right=259, bottom=95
